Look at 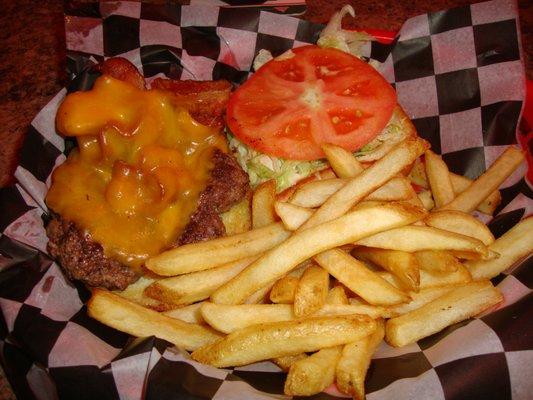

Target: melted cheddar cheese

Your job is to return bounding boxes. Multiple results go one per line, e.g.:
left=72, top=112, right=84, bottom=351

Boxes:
left=46, top=75, right=227, bottom=270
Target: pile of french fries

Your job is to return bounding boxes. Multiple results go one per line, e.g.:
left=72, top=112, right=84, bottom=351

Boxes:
left=88, top=137, right=533, bottom=399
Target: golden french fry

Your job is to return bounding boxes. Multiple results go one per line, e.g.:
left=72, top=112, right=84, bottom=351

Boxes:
left=275, top=201, right=313, bottom=231
left=336, top=319, right=385, bottom=399
left=212, top=203, right=426, bottom=304
left=386, top=286, right=459, bottom=316
left=252, top=180, right=277, bottom=229
left=414, top=250, right=460, bottom=273
left=378, top=263, right=471, bottom=290
left=192, top=315, right=377, bottom=367
left=315, top=249, right=409, bottom=306
left=449, top=173, right=501, bottom=215
left=466, top=217, right=533, bottom=279
left=273, top=354, right=308, bottom=372
left=322, top=143, right=364, bottom=178
left=270, top=276, right=299, bottom=304
left=145, top=256, right=257, bottom=306
left=367, top=176, right=414, bottom=202
left=300, top=138, right=429, bottom=230
left=285, top=346, right=342, bottom=396
left=425, top=149, right=455, bottom=208
left=245, top=282, right=275, bottom=304
left=114, top=276, right=174, bottom=312
left=290, top=177, right=413, bottom=209
left=425, top=210, right=495, bottom=246
left=440, top=147, right=524, bottom=212
left=326, top=286, right=349, bottom=305
left=220, top=192, right=252, bottom=235
left=417, top=190, right=434, bottom=211
left=290, top=178, right=345, bottom=208
left=145, top=222, right=290, bottom=276
left=385, top=280, right=502, bottom=347
left=294, top=265, right=329, bottom=317
left=408, top=157, right=428, bottom=188
left=163, top=302, right=205, bottom=324
left=353, top=248, right=420, bottom=292
left=275, top=285, right=348, bottom=376
left=412, top=166, right=502, bottom=214
left=356, top=226, right=490, bottom=260
left=200, top=302, right=386, bottom=333
left=88, top=289, right=222, bottom=351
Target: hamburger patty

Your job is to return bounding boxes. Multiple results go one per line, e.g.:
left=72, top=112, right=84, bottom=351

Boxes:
left=46, top=149, right=249, bottom=290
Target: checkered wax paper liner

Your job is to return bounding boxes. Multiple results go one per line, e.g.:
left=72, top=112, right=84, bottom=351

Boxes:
left=0, top=0, right=532, bottom=399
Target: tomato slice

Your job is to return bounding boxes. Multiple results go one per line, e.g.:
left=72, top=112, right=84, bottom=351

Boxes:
left=227, top=45, right=397, bottom=160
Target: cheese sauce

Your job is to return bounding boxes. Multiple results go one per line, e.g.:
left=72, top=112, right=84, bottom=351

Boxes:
left=46, top=75, right=226, bottom=269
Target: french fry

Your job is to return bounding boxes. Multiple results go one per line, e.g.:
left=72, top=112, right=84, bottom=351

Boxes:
left=164, top=302, right=205, bottom=324
left=466, top=216, right=533, bottom=279
left=424, top=149, right=455, bottom=208
left=269, top=265, right=307, bottom=304
left=299, top=138, right=429, bottom=230
left=326, top=286, right=349, bottom=305
left=192, top=315, right=376, bottom=367
left=414, top=250, right=460, bottom=273
left=252, top=180, right=277, bottom=228
left=378, top=263, right=471, bottom=290
left=275, top=201, right=313, bottom=231
left=283, top=285, right=350, bottom=396
left=88, top=289, right=222, bottom=351
left=145, top=222, right=290, bottom=276
left=270, top=276, right=299, bottom=304
left=200, top=302, right=387, bottom=333
left=114, top=276, right=174, bottom=311
left=290, top=178, right=345, bottom=208
left=440, top=147, right=524, bottom=213
left=417, top=190, right=434, bottom=211
left=285, top=346, right=342, bottom=396
left=294, top=265, right=329, bottom=317
left=276, top=168, right=337, bottom=203
left=145, top=256, right=258, bottom=306
left=356, top=226, right=491, bottom=260
left=314, top=249, right=409, bottom=306
left=322, top=143, right=364, bottom=178
left=408, top=157, right=428, bottom=188
left=410, top=164, right=502, bottom=214
left=449, top=172, right=501, bottom=215
left=352, top=248, right=420, bottom=292
left=385, top=280, right=502, bottom=347
left=367, top=176, right=414, bottom=202
left=273, top=354, right=308, bottom=372
left=212, top=203, right=426, bottom=304
left=336, top=319, right=385, bottom=399
left=245, top=282, right=275, bottom=304
left=289, top=177, right=412, bottom=209
left=425, top=210, right=495, bottom=246
left=386, top=286, right=459, bottom=316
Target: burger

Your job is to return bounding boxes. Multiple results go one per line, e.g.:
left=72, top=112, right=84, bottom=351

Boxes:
left=46, top=6, right=416, bottom=296
left=46, top=58, right=250, bottom=291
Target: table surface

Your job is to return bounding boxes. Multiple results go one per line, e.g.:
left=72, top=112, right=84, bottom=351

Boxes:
left=0, top=0, right=531, bottom=398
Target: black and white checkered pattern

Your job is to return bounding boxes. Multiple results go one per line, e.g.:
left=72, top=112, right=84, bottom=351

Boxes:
left=0, top=0, right=531, bottom=398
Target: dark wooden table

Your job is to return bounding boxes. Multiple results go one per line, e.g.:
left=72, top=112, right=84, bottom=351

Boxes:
left=0, top=1, right=531, bottom=398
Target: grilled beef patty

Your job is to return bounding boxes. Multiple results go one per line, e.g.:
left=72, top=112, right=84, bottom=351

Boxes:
left=46, top=149, right=249, bottom=290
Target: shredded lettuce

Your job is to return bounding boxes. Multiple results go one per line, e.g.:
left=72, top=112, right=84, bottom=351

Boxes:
left=253, top=49, right=274, bottom=71
left=317, top=5, right=374, bottom=59
left=227, top=131, right=326, bottom=192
